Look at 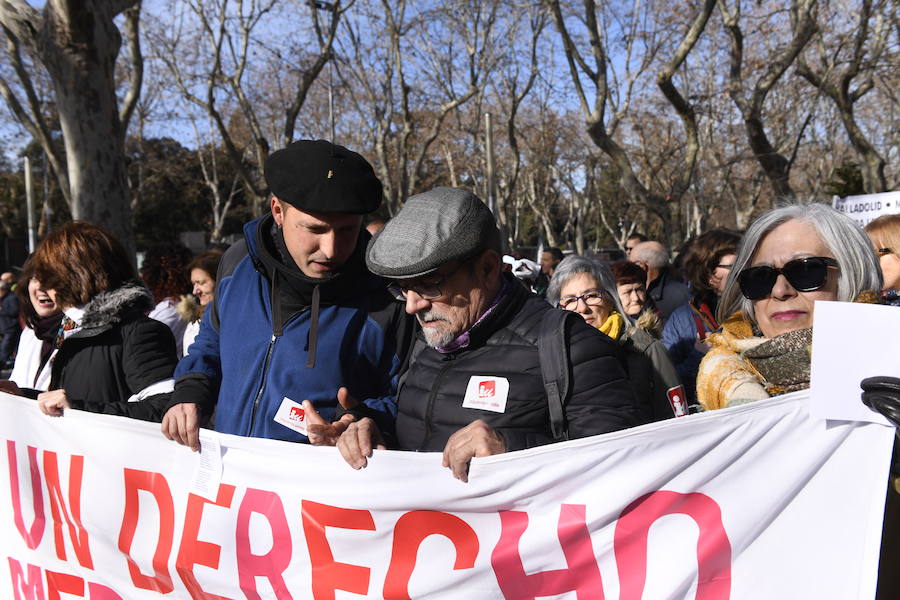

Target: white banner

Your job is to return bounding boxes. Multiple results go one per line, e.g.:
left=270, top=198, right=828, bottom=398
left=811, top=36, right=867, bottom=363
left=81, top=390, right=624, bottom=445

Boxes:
left=0, top=391, right=892, bottom=599
left=832, top=190, right=900, bottom=227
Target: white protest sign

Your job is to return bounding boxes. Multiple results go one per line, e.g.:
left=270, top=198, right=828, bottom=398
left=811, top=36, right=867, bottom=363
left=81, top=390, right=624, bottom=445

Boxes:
left=811, top=301, right=900, bottom=424
left=832, top=190, right=900, bottom=227
left=0, top=391, right=892, bottom=599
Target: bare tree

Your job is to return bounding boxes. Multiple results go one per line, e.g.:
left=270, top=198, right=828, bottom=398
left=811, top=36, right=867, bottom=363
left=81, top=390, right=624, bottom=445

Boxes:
left=337, top=0, right=497, bottom=214
left=0, top=0, right=143, bottom=246
left=797, top=0, right=892, bottom=192
left=190, top=118, right=241, bottom=243
left=544, top=0, right=716, bottom=244
left=719, top=0, right=819, bottom=199
left=152, top=0, right=348, bottom=214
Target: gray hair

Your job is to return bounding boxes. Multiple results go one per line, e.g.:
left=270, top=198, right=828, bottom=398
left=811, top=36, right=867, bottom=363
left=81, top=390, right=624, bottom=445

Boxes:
left=717, top=202, right=883, bottom=324
left=630, top=241, right=670, bottom=270
left=546, top=255, right=631, bottom=324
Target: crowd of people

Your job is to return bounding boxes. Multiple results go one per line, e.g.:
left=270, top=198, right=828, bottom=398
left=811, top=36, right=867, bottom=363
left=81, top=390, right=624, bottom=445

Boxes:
left=1, top=138, right=899, bottom=591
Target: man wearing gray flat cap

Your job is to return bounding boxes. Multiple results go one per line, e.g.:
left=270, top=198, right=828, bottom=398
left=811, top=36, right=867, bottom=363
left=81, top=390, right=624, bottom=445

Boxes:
left=162, top=140, right=414, bottom=451
left=336, top=186, right=639, bottom=481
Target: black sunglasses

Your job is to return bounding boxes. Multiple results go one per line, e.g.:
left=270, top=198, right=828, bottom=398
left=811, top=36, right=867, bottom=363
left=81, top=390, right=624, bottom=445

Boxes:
left=738, top=256, right=838, bottom=300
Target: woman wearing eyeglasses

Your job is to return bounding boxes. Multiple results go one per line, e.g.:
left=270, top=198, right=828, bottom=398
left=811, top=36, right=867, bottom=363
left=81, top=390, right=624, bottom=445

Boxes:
left=865, top=214, right=900, bottom=305
left=696, top=204, right=882, bottom=411
left=548, top=255, right=684, bottom=422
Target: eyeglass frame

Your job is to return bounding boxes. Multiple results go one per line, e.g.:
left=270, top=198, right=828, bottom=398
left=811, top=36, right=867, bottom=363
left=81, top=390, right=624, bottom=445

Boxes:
left=390, top=261, right=466, bottom=301
left=557, top=289, right=608, bottom=310
left=737, top=256, right=838, bottom=300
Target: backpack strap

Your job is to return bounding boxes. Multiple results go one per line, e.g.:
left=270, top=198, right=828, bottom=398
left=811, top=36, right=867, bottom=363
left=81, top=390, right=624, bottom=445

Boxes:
left=539, top=308, right=578, bottom=442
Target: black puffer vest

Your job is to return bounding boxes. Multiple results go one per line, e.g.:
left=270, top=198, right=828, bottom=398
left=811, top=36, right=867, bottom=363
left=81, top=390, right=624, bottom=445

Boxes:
left=396, top=277, right=639, bottom=452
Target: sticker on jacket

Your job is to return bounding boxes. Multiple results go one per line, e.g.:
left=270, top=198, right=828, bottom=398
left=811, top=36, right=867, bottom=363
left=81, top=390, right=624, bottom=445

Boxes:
left=273, top=397, right=309, bottom=436
left=462, top=376, right=510, bottom=413
left=667, top=385, right=688, bottom=417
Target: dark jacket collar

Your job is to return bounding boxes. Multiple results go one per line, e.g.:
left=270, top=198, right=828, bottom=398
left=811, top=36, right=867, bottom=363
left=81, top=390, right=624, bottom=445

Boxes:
left=71, top=282, right=154, bottom=338
left=440, top=273, right=529, bottom=352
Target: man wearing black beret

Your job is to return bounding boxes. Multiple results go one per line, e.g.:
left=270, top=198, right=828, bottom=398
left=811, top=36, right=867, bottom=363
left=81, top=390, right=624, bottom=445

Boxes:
left=335, top=186, right=639, bottom=481
left=162, top=140, right=414, bottom=449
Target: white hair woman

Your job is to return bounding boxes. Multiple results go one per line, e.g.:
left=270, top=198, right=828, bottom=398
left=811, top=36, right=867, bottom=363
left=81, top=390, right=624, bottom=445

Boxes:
left=696, top=203, right=882, bottom=410
left=547, top=255, right=686, bottom=421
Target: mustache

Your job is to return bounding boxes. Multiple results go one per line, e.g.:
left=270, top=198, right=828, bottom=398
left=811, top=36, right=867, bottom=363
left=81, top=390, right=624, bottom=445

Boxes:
left=416, top=311, right=449, bottom=326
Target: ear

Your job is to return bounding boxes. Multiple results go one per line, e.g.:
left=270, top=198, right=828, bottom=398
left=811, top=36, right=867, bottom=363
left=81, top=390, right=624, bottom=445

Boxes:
left=271, top=196, right=285, bottom=227
left=479, top=249, right=502, bottom=281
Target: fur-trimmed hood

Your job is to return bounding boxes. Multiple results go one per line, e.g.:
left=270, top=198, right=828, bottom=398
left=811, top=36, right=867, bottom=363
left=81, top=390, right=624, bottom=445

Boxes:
left=76, top=282, right=155, bottom=334
left=634, top=309, right=663, bottom=339
left=176, top=294, right=202, bottom=323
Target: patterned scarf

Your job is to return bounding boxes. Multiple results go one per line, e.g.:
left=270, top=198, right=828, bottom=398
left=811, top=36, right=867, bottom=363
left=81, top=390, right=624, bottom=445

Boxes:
left=742, top=328, right=813, bottom=396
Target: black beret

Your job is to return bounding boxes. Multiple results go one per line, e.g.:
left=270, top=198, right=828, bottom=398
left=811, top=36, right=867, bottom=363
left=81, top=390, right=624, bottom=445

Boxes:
left=264, top=140, right=383, bottom=214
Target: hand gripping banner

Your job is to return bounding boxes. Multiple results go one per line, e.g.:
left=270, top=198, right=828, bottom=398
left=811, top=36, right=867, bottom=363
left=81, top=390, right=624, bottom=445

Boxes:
left=0, top=390, right=892, bottom=599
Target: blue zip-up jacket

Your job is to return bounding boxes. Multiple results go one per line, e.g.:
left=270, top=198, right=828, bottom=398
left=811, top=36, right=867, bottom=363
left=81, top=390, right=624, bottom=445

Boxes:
left=172, top=216, right=413, bottom=442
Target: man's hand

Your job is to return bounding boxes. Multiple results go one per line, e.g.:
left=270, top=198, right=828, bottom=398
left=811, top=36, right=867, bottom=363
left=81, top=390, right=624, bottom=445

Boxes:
left=442, top=420, right=506, bottom=483
left=336, top=418, right=386, bottom=469
left=37, top=389, right=70, bottom=417
left=161, top=403, right=201, bottom=452
left=0, top=380, right=21, bottom=396
left=306, top=387, right=360, bottom=446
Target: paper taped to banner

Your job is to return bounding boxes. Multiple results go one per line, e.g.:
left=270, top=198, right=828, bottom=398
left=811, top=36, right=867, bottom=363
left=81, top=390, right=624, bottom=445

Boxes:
left=0, top=390, right=892, bottom=599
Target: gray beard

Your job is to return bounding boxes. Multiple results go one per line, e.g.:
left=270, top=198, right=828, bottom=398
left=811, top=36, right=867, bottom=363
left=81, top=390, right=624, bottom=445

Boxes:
left=417, top=311, right=456, bottom=349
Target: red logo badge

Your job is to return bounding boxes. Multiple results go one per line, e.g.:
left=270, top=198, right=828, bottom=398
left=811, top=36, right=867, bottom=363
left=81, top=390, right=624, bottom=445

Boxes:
left=667, top=386, right=687, bottom=417
left=289, top=406, right=306, bottom=422
left=478, top=381, right=496, bottom=399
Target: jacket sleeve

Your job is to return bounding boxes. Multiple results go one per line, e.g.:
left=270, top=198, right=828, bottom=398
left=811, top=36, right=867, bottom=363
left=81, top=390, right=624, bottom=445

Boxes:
left=67, top=319, right=178, bottom=422
left=696, top=345, right=769, bottom=410
left=662, top=306, right=710, bottom=388
left=564, top=319, right=640, bottom=439
left=168, top=300, right=221, bottom=418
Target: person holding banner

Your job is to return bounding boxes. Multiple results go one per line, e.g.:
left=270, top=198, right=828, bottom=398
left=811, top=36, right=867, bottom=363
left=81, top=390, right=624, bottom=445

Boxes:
left=163, top=140, right=414, bottom=451
left=7, top=260, right=63, bottom=391
left=19, top=222, right=179, bottom=420
left=696, top=203, right=882, bottom=410
left=337, top=187, right=639, bottom=481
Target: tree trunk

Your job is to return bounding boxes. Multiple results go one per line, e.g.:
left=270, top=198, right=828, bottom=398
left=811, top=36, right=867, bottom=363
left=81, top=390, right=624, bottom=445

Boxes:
left=0, top=0, right=140, bottom=249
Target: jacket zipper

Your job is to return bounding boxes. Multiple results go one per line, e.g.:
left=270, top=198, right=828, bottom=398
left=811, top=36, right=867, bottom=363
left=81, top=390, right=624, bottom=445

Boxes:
left=247, top=333, right=277, bottom=436
left=419, top=354, right=456, bottom=451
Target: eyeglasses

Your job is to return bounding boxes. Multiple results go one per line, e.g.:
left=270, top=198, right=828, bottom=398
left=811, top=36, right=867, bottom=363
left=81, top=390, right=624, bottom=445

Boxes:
left=391, top=263, right=463, bottom=301
left=738, top=256, right=838, bottom=300
left=716, top=263, right=734, bottom=270
left=558, top=290, right=606, bottom=310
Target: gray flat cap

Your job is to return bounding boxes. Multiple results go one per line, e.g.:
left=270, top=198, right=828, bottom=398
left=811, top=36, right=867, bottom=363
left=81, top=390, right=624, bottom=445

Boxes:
left=366, top=187, right=498, bottom=278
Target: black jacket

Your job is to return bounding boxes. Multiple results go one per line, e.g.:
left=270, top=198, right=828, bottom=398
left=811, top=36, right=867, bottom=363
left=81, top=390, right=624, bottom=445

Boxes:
left=0, top=292, right=19, bottom=334
left=397, top=277, right=640, bottom=452
left=42, top=283, right=178, bottom=422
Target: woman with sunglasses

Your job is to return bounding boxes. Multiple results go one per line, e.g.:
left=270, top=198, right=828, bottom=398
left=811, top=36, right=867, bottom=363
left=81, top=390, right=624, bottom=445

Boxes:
left=865, top=214, right=900, bottom=305
left=696, top=203, right=882, bottom=411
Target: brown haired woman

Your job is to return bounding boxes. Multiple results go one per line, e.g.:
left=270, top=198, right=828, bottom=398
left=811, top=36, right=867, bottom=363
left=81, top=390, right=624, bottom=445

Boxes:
left=661, top=229, right=741, bottom=404
left=178, top=249, right=223, bottom=353
left=17, top=222, right=178, bottom=421
left=7, top=260, right=63, bottom=391
left=140, top=242, right=193, bottom=357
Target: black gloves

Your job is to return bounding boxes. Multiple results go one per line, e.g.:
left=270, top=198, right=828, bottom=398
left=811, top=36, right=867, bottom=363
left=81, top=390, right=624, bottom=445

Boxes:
left=862, top=376, right=900, bottom=429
